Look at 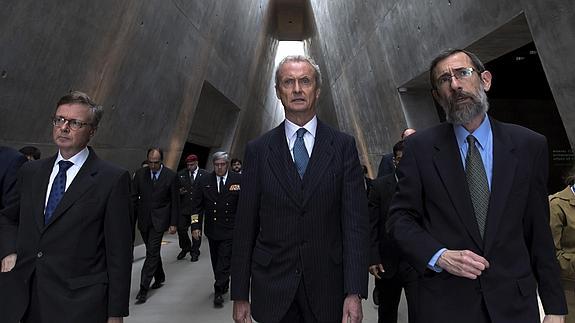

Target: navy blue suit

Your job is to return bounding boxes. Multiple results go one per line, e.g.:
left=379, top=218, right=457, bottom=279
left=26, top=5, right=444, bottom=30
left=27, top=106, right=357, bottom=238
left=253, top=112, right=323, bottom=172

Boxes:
left=231, top=119, right=369, bottom=323
left=0, top=148, right=133, bottom=323
left=388, top=118, right=567, bottom=322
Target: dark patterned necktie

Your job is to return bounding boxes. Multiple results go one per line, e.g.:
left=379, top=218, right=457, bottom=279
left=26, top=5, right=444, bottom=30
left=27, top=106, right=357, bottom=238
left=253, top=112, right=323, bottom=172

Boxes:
left=44, top=160, right=74, bottom=224
left=219, top=176, right=224, bottom=194
left=294, top=128, right=309, bottom=178
left=465, top=135, right=490, bottom=238
left=152, top=171, right=158, bottom=183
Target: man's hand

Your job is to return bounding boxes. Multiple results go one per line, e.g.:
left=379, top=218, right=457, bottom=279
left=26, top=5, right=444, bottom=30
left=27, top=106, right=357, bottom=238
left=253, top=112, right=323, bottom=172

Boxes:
left=168, top=226, right=177, bottom=234
left=436, top=249, right=490, bottom=279
left=1, top=253, right=17, bottom=272
left=192, top=229, right=202, bottom=240
left=369, top=264, right=384, bottom=279
left=341, top=294, right=362, bottom=323
left=543, top=315, right=565, bottom=323
left=233, top=300, right=252, bottom=323
left=107, top=317, right=123, bottom=323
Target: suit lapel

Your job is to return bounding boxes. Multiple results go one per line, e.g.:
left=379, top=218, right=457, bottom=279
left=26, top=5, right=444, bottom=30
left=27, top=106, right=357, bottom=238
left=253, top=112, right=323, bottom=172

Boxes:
left=484, top=119, right=517, bottom=254
left=44, top=149, right=98, bottom=230
left=267, top=123, right=303, bottom=208
left=432, top=124, right=483, bottom=250
left=301, top=121, right=334, bottom=206
left=34, top=156, right=57, bottom=230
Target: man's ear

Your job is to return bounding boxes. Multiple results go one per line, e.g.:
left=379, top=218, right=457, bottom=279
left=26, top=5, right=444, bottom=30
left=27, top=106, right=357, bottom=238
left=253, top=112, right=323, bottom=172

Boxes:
left=480, top=70, right=492, bottom=92
left=315, top=88, right=321, bottom=100
left=432, top=89, right=440, bottom=102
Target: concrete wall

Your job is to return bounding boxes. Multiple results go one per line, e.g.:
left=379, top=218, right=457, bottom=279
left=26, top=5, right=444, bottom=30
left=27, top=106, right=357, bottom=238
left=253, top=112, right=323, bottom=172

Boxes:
left=0, top=0, right=278, bottom=171
left=308, top=0, right=575, bottom=172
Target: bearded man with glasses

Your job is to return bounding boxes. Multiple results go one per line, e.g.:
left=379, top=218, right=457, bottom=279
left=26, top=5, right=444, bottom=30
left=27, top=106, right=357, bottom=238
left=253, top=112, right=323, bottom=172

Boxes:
left=387, top=49, right=567, bottom=323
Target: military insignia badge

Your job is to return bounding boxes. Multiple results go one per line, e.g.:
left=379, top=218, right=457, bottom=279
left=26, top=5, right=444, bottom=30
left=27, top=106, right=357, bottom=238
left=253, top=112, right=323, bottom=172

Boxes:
left=229, top=184, right=240, bottom=191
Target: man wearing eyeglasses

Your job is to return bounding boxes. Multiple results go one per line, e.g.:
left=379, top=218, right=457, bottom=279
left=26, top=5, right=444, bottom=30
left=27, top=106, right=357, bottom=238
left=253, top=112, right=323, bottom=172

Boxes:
left=387, top=49, right=567, bottom=323
left=131, top=148, right=179, bottom=304
left=232, top=56, right=368, bottom=323
left=0, top=91, right=133, bottom=323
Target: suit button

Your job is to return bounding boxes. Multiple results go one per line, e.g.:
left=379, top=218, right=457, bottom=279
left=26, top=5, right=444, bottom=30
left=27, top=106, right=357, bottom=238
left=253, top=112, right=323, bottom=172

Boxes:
left=213, top=210, right=217, bottom=213
left=214, top=202, right=217, bottom=205
left=295, top=269, right=301, bottom=275
left=37, top=251, right=43, bottom=258
left=213, top=218, right=217, bottom=221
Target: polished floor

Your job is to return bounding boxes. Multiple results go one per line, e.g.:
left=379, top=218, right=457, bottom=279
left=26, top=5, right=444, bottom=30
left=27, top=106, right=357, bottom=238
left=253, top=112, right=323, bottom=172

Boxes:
left=127, top=233, right=398, bottom=323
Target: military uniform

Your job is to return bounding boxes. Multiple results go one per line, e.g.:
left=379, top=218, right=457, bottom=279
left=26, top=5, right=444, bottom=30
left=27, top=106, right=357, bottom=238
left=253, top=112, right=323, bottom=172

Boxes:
left=191, top=171, right=241, bottom=298
left=177, top=167, right=208, bottom=259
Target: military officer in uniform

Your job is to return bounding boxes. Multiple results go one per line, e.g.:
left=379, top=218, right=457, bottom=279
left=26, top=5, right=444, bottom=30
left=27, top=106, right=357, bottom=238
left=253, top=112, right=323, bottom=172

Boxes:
left=191, top=151, right=241, bottom=308
left=176, top=154, right=208, bottom=261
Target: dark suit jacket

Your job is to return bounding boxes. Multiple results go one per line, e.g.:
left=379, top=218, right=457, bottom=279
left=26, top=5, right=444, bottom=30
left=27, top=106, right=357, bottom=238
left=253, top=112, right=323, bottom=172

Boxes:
left=132, top=165, right=179, bottom=233
left=191, top=171, right=241, bottom=240
left=0, top=148, right=133, bottom=322
left=0, top=147, right=27, bottom=210
left=231, top=119, right=369, bottom=323
left=387, top=118, right=567, bottom=322
left=368, top=173, right=401, bottom=278
left=177, top=168, right=208, bottom=215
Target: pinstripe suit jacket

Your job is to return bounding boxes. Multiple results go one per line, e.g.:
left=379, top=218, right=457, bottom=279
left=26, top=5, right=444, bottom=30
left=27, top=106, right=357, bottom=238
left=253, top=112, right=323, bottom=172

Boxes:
left=231, top=119, right=369, bottom=323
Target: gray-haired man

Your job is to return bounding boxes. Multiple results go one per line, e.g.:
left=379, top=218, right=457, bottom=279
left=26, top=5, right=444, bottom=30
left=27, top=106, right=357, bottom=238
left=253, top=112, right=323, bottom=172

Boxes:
left=190, top=151, right=241, bottom=308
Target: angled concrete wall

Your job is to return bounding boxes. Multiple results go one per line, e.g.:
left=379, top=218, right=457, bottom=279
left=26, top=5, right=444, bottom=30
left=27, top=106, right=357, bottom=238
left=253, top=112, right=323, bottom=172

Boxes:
left=308, top=0, right=575, bottom=173
left=0, top=0, right=279, bottom=171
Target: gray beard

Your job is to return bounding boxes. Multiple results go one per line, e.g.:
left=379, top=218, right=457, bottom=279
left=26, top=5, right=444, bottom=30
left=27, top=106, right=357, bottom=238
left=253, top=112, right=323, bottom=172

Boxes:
left=442, top=89, right=489, bottom=125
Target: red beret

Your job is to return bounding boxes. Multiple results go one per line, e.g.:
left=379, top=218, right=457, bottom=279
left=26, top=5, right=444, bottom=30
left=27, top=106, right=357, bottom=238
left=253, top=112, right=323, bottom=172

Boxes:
left=185, top=154, right=198, bottom=162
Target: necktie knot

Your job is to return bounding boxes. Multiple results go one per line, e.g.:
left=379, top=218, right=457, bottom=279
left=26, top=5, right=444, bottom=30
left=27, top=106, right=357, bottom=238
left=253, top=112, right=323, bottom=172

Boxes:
left=58, top=160, right=74, bottom=172
left=466, top=135, right=477, bottom=146
left=296, top=128, right=307, bottom=139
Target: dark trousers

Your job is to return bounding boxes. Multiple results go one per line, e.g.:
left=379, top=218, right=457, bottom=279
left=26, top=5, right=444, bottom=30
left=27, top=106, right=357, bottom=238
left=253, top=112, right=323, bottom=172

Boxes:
left=22, top=273, right=42, bottom=323
left=278, top=278, right=339, bottom=323
left=139, top=228, right=165, bottom=289
left=207, top=238, right=232, bottom=294
left=376, top=263, right=418, bottom=323
left=177, top=219, right=201, bottom=256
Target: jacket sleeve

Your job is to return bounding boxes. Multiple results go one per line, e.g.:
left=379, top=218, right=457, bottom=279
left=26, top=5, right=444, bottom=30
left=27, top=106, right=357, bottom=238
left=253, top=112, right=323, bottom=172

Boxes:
left=368, top=181, right=382, bottom=266
left=231, top=143, right=261, bottom=301
left=105, top=171, right=133, bottom=317
left=525, top=139, right=567, bottom=315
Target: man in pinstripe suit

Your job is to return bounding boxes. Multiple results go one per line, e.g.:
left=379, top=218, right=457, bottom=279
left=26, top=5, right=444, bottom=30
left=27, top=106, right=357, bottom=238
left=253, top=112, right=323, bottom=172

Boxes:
left=231, top=55, right=369, bottom=323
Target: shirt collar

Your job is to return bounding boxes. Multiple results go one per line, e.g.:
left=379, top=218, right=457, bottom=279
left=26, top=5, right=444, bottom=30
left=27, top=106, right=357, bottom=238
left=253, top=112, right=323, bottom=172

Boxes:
left=55, top=146, right=89, bottom=166
left=453, top=114, right=491, bottom=150
left=151, top=164, right=163, bottom=176
left=285, top=115, right=317, bottom=141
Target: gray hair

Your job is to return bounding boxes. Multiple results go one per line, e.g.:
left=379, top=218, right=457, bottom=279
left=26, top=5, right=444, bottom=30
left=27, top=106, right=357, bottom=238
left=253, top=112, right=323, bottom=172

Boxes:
left=56, top=91, right=104, bottom=128
left=275, top=55, right=322, bottom=90
left=212, top=151, right=229, bottom=162
left=429, top=49, right=486, bottom=90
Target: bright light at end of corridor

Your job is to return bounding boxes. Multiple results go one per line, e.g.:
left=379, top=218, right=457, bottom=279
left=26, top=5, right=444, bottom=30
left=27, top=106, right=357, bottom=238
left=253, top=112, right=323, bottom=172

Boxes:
left=275, top=41, right=305, bottom=67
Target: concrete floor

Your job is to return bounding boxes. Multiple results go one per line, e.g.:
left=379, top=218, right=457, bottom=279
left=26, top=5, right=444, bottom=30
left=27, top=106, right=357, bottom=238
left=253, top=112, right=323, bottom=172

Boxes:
left=127, top=234, right=404, bottom=323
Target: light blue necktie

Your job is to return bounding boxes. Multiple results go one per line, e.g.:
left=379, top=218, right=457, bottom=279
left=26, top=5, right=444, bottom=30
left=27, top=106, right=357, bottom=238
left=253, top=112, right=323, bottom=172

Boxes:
left=45, top=160, right=74, bottom=224
left=294, top=128, right=309, bottom=178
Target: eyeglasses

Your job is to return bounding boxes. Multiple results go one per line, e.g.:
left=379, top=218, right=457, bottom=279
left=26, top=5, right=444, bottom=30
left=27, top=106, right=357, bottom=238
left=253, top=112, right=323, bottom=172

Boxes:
left=52, top=116, right=91, bottom=130
left=436, top=67, right=477, bottom=87
left=279, top=77, right=314, bottom=89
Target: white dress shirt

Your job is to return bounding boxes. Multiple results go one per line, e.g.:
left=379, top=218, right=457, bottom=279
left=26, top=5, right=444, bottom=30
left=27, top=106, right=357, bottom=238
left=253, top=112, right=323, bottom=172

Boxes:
left=285, top=116, right=317, bottom=160
left=44, top=147, right=90, bottom=209
left=217, top=172, right=228, bottom=193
